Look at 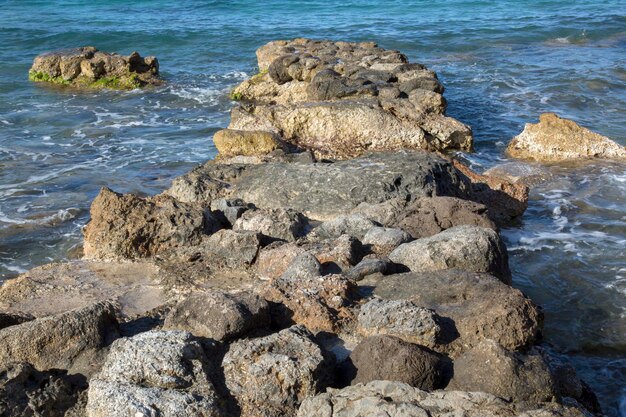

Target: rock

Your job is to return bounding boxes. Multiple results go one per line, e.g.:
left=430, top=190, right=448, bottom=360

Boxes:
left=344, top=258, right=390, bottom=281
left=163, top=290, right=270, bottom=341
left=452, top=159, right=529, bottom=224
left=310, top=214, right=379, bottom=240
left=484, top=161, right=553, bottom=186
left=210, top=198, right=251, bottom=227
left=261, top=273, right=355, bottom=332
left=223, top=325, right=334, bottom=417
left=389, top=225, right=511, bottom=283
left=229, top=39, right=472, bottom=158
left=0, top=301, right=119, bottom=376
left=349, top=335, right=445, bottom=390
left=448, top=340, right=557, bottom=404
left=233, top=207, right=309, bottom=242
left=202, top=229, right=262, bottom=266
left=86, top=330, right=221, bottom=417
left=83, top=187, right=214, bottom=260
left=166, top=151, right=472, bottom=221
left=29, top=47, right=161, bottom=89
left=506, top=113, right=626, bottom=162
left=362, top=226, right=412, bottom=253
left=282, top=252, right=322, bottom=279
left=0, top=311, right=33, bottom=330
left=0, top=362, right=87, bottom=417
left=356, top=298, right=441, bottom=347
left=213, top=129, right=286, bottom=158
left=360, top=270, right=542, bottom=356
left=297, top=380, right=593, bottom=417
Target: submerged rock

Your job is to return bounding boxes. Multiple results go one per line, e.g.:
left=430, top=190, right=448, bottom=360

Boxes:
left=29, top=46, right=161, bottom=89
left=228, top=38, right=472, bottom=159
left=506, top=113, right=626, bottom=162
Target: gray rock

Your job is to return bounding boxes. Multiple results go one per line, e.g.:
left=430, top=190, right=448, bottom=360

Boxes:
left=233, top=207, right=309, bottom=242
left=362, top=226, right=412, bottom=253
left=344, top=258, right=390, bottom=281
left=202, top=229, right=262, bottom=266
left=448, top=340, right=557, bottom=404
left=87, top=330, right=221, bottom=417
left=282, top=252, right=322, bottom=279
left=163, top=290, right=270, bottom=341
left=0, top=301, right=119, bottom=377
left=0, top=362, right=86, bottom=417
left=389, top=225, right=511, bottom=284
left=210, top=198, right=251, bottom=226
left=311, top=215, right=379, bottom=240
left=349, top=335, right=445, bottom=390
left=360, top=269, right=543, bottom=357
left=165, top=151, right=472, bottom=221
left=297, top=380, right=592, bottom=417
left=356, top=298, right=441, bottom=347
left=223, top=325, right=334, bottom=417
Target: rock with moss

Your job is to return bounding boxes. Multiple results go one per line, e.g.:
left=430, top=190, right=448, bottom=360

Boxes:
left=29, top=47, right=161, bottom=90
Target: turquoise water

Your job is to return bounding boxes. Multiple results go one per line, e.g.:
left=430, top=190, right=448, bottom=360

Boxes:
left=1, top=1, right=625, bottom=414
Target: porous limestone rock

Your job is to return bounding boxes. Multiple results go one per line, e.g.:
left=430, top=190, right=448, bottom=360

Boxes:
left=86, top=330, right=221, bottom=417
left=163, top=290, right=270, bottom=341
left=389, top=225, right=511, bottom=283
left=506, top=113, right=626, bottom=162
left=223, top=325, right=334, bottom=417
left=29, top=47, right=161, bottom=89
left=233, top=207, right=309, bottom=242
left=362, top=226, right=412, bottom=253
left=213, top=128, right=286, bottom=158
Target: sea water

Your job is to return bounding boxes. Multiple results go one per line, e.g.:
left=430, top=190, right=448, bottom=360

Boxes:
left=0, top=1, right=624, bottom=414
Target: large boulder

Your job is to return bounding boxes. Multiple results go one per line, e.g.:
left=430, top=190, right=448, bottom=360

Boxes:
left=0, top=301, right=119, bottom=376
left=222, top=325, right=334, bottom=417
left=83, top=187, right=215, bottom=260
left=389, top=225, right=511, bottom=283
left=165, top=151, right=472, bottom=221
left=506, top=113, right=626, bottom=162
left=228, top=38, right=472, bottom=158
left=86, top=330, right=222, bottom=417
left=163, top=290, right=270, bottom=341
left=359, top=269, right=543, bottom=357
left=29, top=47, right=161, bottom=89
left=349, top=335, right=446, bottom=390
left=297, top=380, right=593, bottom=417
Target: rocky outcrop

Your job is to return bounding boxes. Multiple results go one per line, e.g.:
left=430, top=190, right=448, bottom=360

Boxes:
left=222, top=325, right=334, bottom=417
left=507, top=113, right=626, bottom=162
left=227, top=39, right=472, bottom=159
left=389, top=225, right=512, bottom=283
left=163, top=290, right=270, bottom=341
left=86, top=330, right=222, bottom=417
left=0, top=301, right=119, bottom=377
left=297, top=380, right=593, bottom=417
left=29, top=46, right=161, bottom=89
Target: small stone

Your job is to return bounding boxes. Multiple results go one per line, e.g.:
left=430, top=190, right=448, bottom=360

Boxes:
left=362, top=226, right=412, bottom=253
left=233, top=207, right=309, bottom=243
left=344, top=258, right=389, bottom=281
left=213, top=129, right=285, bottom=157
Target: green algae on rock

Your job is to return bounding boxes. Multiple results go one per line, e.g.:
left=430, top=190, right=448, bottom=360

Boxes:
left=29, top=46, right=162, bottom=90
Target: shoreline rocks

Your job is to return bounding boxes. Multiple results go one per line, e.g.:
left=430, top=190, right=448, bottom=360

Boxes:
left=29, top=47, right=161, bottom=90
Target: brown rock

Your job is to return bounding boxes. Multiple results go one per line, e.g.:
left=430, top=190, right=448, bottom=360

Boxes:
left=213, top=129, right=286, bottom=158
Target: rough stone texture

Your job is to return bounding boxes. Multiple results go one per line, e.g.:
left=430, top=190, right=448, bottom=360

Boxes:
left=0, top=311, right=33, bottom=330
left=297, top=380, right=593, bottom=417
left=213, top=128, right=286, bottom=157
left=356, top=298, right=441, bottom=347
left=87, top=330, right=221, bottom=417
left=362, top=226, right=412, bottom=253
left=30, top=47, right=161, bottom=89
left=484, top=162, right=554, bottom=186
left=349, top=335, right=445, bottom=390
left=452, top=159, right=529, bottom=224
left=281, top=252, right=323, bottom=279
left=448, top=340, right=557, bottom=404
left=506, top=113, right=626, bottom=162
left=84, top=187, right=213, bottom=260
left=0, top=362, right=87, bottom=417
left=261, top=273, right=355, bottom=332
left=229, top=39, right=472, bottom=159
left=310, top=214, right=379, bottom=240
left=201, top=229, right=262, bottom=266
left=361, top=269, right=543, bottom=357
left=163, top=290, right=270, bottom=341
left=210, top=198, right=251, bottom=227
left=344, top=258, right=390, bottom=281
left=0, top=301, right=119, bottom=377
left=223, top=325, right=334, bottom=417
left=233, top=207, right=309, bottom=242
left=389, top=225, right=512, bottom=283
left=166, top=151, right=472, bottom=221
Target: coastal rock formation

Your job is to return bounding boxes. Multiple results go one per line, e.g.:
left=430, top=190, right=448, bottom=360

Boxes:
left=506, top=113, right=626, bottom=162
left=222, top=325, right=334, bottom=417
left=213, top=129, right=287, bottom=158
left=227, top=38, right=472, bottom=159
left=29, top=46, right=161, bottom=89
left=297, top=380, right=593, bottom=417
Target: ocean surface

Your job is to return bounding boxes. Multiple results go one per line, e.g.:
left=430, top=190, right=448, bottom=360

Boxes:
left=0, top=0, right=624, bottom=414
